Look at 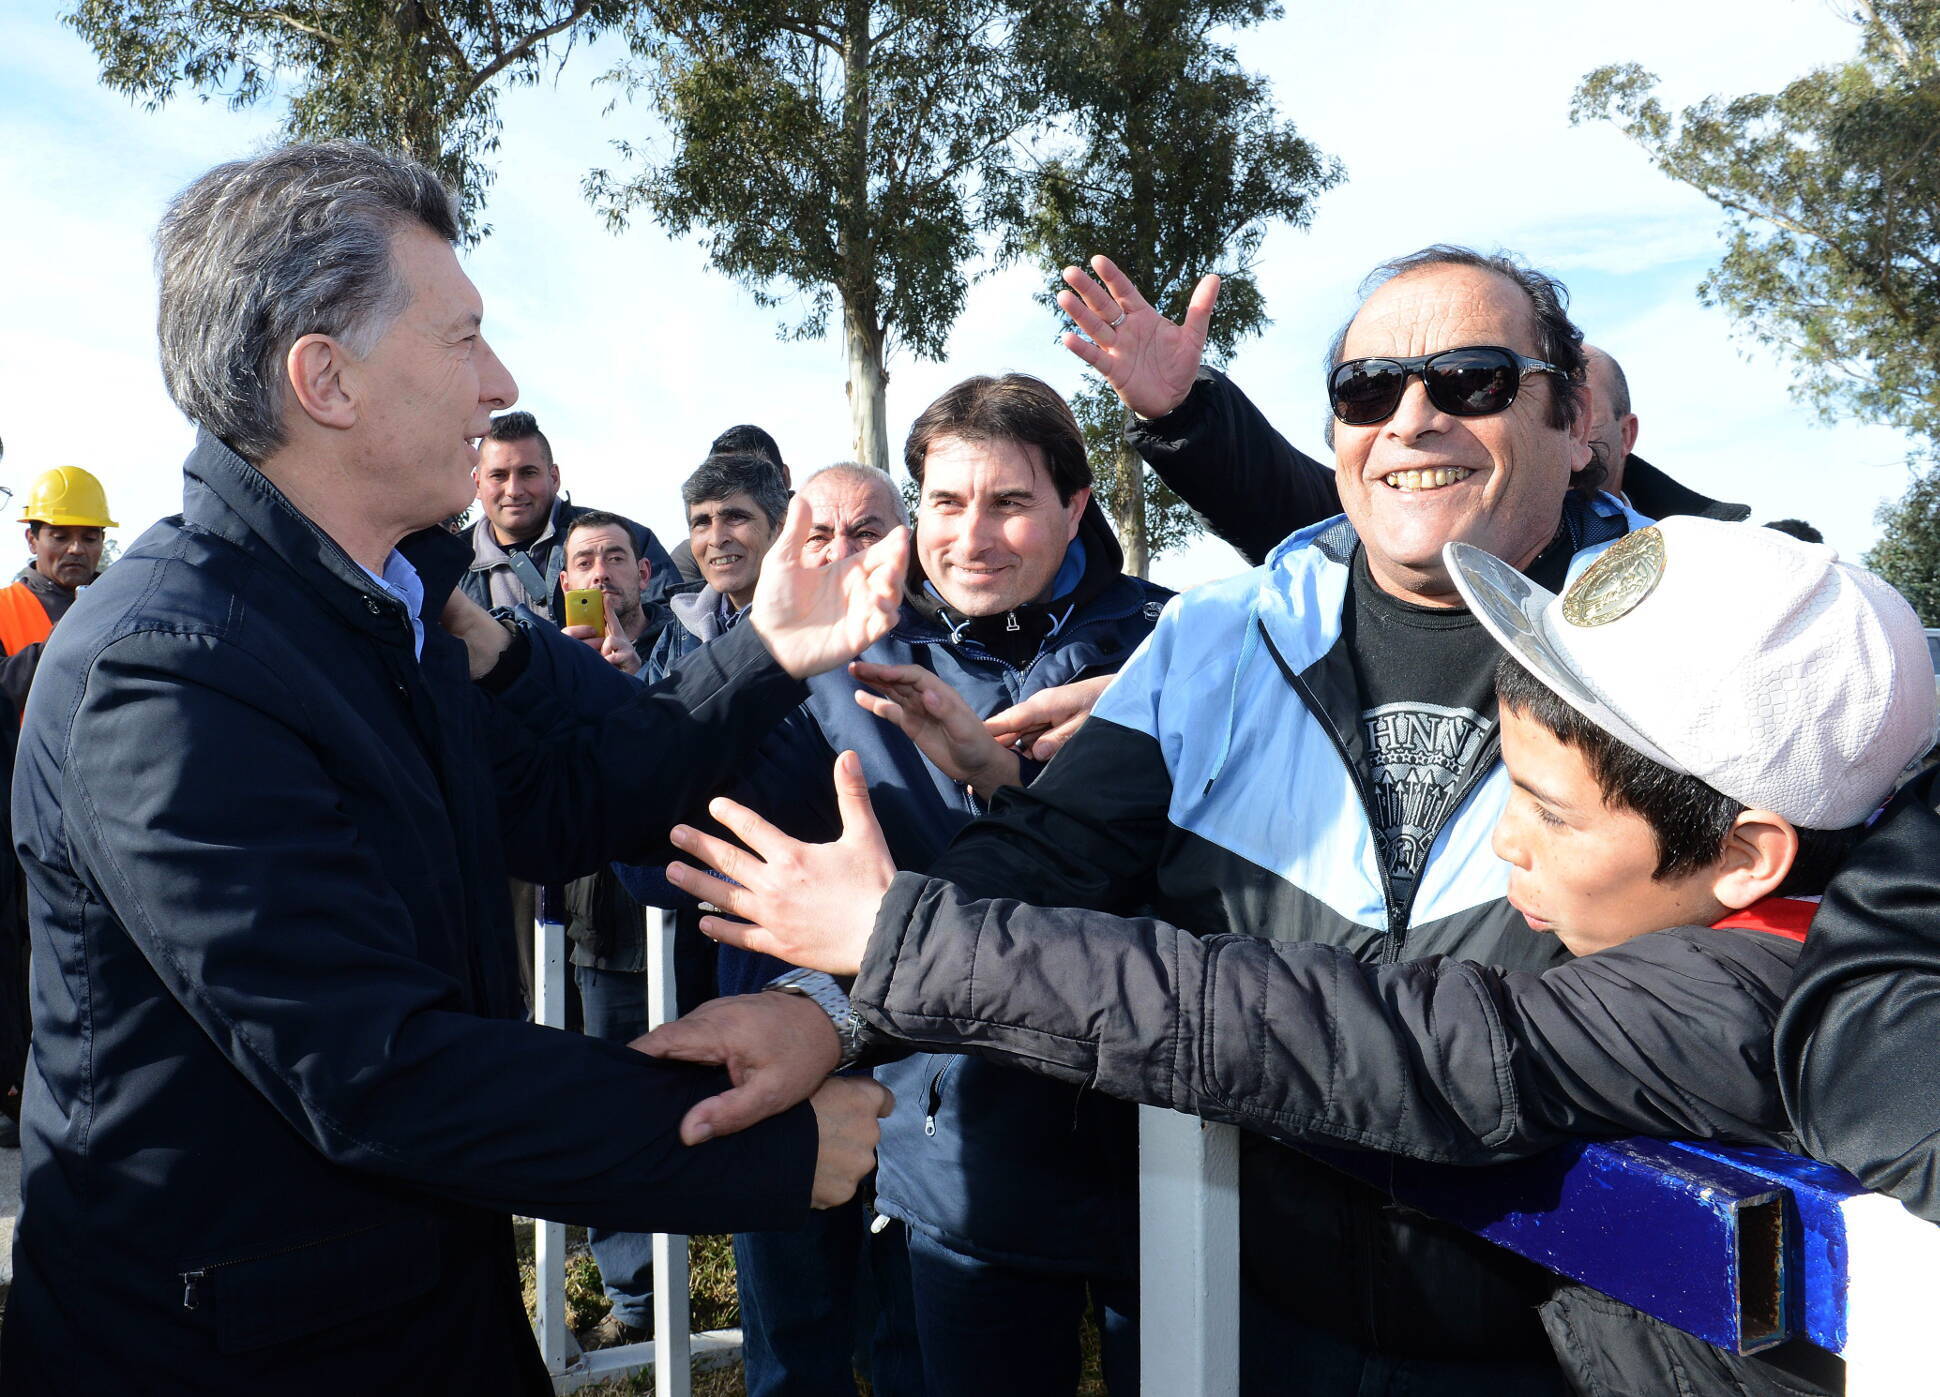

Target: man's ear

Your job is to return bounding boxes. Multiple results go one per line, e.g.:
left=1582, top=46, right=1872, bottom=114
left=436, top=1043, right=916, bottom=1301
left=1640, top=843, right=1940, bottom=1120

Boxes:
left=286, top=333, right=358, bottom=432
left=1709, top=811, right=1799, bottom=911
left=1565, top=380, right=1594, bottom=477
left=1618, top=412, right=1640, bottom=460
left=1064, top=485, right=1091, bottom=541
left=637, top=556, right=653, bottom=592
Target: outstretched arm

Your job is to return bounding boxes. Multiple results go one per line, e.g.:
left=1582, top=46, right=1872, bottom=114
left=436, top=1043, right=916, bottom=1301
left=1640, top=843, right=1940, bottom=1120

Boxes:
left=1056, top=254, right=1339, bottom=564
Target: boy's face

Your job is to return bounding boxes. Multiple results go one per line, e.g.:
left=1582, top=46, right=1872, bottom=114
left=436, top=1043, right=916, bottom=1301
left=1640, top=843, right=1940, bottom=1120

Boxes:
left=1492, top=706, right=1727, bottom=956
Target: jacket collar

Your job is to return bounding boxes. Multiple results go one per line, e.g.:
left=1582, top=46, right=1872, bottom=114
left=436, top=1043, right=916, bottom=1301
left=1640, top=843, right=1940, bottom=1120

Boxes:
left=181, top=430, right=468, bottom=647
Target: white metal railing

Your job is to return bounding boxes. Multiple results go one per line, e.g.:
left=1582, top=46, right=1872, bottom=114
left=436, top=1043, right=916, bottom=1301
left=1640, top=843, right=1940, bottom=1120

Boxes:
left=532, top=905, right=741, bottom=1395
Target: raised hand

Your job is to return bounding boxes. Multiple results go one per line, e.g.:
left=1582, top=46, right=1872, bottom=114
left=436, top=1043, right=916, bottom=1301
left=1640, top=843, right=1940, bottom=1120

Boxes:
left=1058, top=255, right=1220, bottom=421
left=751, top=497, right=910, bottom=679
left=851, top=660, right=1021, bottom=799
left=664, top=750, right=893, bottom=975
left=560, top=593, right=642, bottom=674
left=807, top=1076, right=894, bottom=1209
left=983, top=674, right=1115, bottom=763
left=634, top=990, right=842, bottom=1144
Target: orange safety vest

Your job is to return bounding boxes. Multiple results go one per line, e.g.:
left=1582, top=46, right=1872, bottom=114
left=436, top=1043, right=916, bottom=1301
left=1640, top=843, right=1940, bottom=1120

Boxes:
left=0, top=580, right=54, bottom=657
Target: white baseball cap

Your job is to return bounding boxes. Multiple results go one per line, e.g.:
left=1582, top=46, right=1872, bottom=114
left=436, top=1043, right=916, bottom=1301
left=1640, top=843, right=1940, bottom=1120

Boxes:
left=1444, top=517, right=1937, bottom=829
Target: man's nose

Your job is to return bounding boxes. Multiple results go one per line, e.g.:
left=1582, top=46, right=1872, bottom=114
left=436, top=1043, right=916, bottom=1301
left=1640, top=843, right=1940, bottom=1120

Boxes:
left=477, top=335, right=517, bottom=412
left=1385, top=376, right=1451, bottom=441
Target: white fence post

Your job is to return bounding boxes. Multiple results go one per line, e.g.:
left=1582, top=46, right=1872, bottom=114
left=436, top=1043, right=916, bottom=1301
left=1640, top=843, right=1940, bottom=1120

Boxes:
left=647, top=908, right=693, bottom=1397
left=533, top=898, right=572, bottom=1375
left=1836, top=1190, right=1940, bottom=1393
left=1139, top=1109, right=1241, bottom=1397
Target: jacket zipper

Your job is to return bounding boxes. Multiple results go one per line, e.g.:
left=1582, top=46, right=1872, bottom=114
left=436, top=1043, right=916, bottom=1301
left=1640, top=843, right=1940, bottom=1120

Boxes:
left=1258, top=622, right=1409, bottom=962
left=923, top=1059, right=954, bottom=1138
left=180, top=1221, right=383, bottom=1311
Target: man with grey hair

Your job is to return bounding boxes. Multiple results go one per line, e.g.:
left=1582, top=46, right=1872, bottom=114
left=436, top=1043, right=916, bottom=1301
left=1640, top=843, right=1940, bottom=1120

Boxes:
left=1, top=140, right=907, bottom=1394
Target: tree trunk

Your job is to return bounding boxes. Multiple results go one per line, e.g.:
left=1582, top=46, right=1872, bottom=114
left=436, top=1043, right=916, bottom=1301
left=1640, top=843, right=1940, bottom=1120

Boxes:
left=844, top=305, right=891, bottom=475
left=836, top=0, right=888, bottom=474
left=1113, top=406, right=1149, bottom=578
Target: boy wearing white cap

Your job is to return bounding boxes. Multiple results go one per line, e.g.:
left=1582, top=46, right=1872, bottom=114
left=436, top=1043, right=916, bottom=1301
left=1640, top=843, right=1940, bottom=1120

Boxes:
left=666, top=514, right=1934, bottom=1393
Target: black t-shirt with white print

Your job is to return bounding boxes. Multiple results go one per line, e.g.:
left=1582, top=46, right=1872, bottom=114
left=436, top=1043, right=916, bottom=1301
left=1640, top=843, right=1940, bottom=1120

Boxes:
left=1344, top=527, right=1576, bottom=906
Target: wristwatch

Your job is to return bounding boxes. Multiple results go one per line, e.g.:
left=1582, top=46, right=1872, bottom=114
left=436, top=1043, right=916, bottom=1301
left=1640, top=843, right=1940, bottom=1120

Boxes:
left=763, top=967, right=865, bottom=1068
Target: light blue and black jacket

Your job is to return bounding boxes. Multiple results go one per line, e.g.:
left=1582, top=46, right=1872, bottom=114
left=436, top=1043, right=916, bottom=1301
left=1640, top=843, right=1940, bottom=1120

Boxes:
left=904, top=491, right=1658, bottom=1360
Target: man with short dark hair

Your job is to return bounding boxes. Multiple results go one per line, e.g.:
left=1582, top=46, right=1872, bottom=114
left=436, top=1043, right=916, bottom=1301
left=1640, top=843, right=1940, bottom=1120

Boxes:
left=647, top=378, right=1171, bottom=1397
left=647, top=454, right=790, bottom=677
left=2, top=139, right=906, bottom=1394
left=668, top=426, right=793, bottom=586
left=462, top=409, right=678, bottom=617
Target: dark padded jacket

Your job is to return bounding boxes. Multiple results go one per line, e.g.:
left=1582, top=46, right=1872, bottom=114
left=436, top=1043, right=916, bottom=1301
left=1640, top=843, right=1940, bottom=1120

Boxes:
left=1, top=434, right=817, bottom=1396
left=852, top=882, right=1842, bottom=1397
left=1126, top=367, right=1751, bottom=565
left=1777, top=767, right=1940, bottom=1219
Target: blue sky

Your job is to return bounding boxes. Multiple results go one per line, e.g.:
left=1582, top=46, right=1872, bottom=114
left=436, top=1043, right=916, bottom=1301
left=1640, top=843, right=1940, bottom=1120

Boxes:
left=0, top=1, right=1923, bottom=590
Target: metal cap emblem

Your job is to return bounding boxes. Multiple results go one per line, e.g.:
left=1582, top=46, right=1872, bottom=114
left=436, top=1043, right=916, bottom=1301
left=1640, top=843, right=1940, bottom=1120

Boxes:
left=1561, top=525, right=1666, bottom=628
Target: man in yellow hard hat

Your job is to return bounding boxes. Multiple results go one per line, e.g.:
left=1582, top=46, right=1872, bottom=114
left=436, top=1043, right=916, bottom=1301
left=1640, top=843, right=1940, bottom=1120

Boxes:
left=0, top=466, right=116, bottom=705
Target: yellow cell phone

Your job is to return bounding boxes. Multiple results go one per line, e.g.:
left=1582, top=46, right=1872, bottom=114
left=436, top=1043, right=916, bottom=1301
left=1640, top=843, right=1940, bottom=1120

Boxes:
left=562, top=588, right=606, bottom=636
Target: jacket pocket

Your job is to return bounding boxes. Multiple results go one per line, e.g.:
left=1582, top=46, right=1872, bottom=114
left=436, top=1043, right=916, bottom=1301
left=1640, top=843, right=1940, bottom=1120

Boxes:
left=182, top=1215, right=441, bottom=1354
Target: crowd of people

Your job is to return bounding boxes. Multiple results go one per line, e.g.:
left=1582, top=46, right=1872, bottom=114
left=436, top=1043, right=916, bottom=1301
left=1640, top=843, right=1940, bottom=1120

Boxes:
left=3, top=137, right=1939, bottom=1397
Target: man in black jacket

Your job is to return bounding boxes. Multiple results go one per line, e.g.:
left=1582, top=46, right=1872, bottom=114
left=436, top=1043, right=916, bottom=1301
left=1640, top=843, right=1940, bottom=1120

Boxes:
left=0, top=140, right=908, bottom=1396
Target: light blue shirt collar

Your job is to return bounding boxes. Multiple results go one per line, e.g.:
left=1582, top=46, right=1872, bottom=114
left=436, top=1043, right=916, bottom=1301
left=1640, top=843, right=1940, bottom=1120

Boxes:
left=360, top=549, right=426, bottom=659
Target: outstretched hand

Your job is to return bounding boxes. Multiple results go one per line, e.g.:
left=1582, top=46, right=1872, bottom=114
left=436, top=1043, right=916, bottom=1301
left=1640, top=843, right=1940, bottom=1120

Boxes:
left=983, top=674, right=1114, bottom=762
left=851, top=660, right=1021, bottom=799
left=1058, top=255, right=1220, bottom=421
left=664, top=750, right=893, bottom=975
left=751, top=497, right=910, bottom=679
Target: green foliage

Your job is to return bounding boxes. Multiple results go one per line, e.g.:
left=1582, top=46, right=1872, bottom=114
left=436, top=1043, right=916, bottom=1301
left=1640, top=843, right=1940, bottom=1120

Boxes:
left=63, top=0, right=627, bottom=239
left=1865, top=453, right=1940, bottom=625
left=586, top=0, right=1020, bottom=358
left=996, top=0, right=1340, bottom=570
left=1573, top=2, right=1940, bottom=444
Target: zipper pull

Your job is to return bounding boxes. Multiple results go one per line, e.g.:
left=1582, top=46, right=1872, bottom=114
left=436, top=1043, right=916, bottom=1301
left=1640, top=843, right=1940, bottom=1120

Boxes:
left=182, top=1269, right=205, bottom=1311
left=924, top=1111, right=937, bottom=1137
left=871, top=1211, right=892, bottom=1236
left=1005, top=611, right=1020, bottom=632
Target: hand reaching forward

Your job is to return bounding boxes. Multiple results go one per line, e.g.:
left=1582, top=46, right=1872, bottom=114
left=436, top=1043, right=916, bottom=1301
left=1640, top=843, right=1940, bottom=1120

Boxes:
left=851, top=660, right=1021, bottom=800
left=1058, top=255, right=1220, bottom=421
left=983, top=674, right=1114, bottom=763
left=664, top=750, right=893, bottom=976
left=751, top=497, right=909, bottom=679
left=807, top=1076, right=895, bottom=1209
left=635, top=990, right=843, bottom=1144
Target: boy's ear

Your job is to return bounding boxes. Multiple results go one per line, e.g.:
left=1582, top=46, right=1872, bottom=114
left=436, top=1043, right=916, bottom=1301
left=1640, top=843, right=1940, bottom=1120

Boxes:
left=1709, top=811, right=1799, bottom=911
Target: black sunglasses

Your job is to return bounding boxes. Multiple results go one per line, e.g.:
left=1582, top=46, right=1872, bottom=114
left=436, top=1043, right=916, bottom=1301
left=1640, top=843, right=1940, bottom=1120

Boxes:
left=1328, top=345, right=1565, bottom=426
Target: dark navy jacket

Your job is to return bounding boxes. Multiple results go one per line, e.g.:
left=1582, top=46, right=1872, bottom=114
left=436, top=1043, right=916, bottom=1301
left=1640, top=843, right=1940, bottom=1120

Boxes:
left=626, top=501, right=1169, bottom=1272
left=1, top=434, right=817, bottom=1396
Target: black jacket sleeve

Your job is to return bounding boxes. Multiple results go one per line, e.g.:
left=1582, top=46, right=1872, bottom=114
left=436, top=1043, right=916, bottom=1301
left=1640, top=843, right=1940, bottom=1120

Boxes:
left=483, top=618, right=810, bottom=881
left=1776, top=768, right=1940, bottom=1220
left=854, top=874, right=1799, bottom=1163
left=1125, top=367, right=1341, bottom=565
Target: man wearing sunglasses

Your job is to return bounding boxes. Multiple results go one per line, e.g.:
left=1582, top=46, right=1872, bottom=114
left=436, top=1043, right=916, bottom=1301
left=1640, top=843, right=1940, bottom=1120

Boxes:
left=1050, top=258, right=1747, bottom=570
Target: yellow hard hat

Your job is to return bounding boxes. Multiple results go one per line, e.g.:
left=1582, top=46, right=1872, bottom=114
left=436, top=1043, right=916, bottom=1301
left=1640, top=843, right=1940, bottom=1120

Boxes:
left=19, top=467, right=116, bottom=529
